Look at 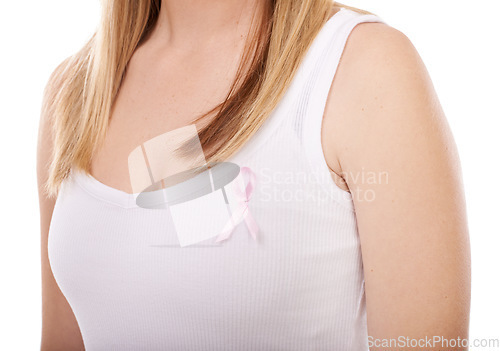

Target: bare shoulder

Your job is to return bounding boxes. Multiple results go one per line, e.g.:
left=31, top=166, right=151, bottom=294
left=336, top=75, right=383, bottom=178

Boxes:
left=323, top=19, right=470, bottom=340
left=342, top=21, right=428, bottom=94
left=346, top=20, right=413, bottom=48
left=322, top=20, right=440, bottom=177
left=334, top=20, right=427, bottom=106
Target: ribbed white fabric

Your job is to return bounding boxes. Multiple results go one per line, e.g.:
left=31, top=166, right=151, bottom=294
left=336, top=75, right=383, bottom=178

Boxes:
left=48, top=8, right=385, bottom=351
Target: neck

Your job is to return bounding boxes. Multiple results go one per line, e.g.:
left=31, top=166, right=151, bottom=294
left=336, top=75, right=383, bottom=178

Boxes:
left=149, top=0, right=269, bottom=50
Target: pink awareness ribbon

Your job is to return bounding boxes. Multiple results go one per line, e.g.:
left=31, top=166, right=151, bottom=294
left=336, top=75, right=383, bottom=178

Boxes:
left=214, top=166, right=259, bottom=243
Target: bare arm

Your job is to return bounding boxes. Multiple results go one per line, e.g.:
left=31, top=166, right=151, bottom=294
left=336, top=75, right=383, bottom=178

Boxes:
left=37, top=59, right=85, bottom=351
left=323, top=23, right=471, bottom=349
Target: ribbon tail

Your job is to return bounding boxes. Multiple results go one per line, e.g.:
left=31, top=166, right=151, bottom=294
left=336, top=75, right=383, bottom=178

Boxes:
left=214, top=204, right=259, bottom=243
left=243, top=210, right=259, bottom=241
left=214, top=205, right=246, bottom=243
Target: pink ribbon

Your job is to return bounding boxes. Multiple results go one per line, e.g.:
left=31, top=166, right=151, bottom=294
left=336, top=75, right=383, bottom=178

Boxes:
left=214, top=166, right=259, bottom=243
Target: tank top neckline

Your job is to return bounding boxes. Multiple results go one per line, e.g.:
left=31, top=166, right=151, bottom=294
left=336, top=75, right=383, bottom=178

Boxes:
left=70, top=8, right=361, bottom=210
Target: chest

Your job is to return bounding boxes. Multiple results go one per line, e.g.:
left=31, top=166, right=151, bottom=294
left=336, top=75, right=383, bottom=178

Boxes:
left=90, top=48, right=240, bottom=193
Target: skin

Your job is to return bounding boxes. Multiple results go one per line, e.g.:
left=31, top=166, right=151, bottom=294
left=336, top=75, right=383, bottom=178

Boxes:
left=323, top=22, right=471, bottom=349
left=38, top=1, right=471, bottom=350
left=91, top=0, right=268, bottom=193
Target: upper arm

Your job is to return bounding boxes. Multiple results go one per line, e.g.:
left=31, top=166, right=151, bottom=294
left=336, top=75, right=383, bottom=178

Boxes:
left=323, top=23, right=471, bottom=348
left=37, top=58, right=85, bottom=351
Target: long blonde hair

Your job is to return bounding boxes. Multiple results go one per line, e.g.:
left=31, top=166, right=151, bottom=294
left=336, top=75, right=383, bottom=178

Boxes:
left=43, top=0, right=366, bottom=197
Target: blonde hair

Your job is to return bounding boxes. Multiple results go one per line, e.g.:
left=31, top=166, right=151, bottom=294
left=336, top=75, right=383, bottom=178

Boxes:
left=43, top=0, right=366, bottom=197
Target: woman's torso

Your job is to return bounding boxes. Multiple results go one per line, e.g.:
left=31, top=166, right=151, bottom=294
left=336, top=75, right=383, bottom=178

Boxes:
left=48, top=8, right=385, bottom=350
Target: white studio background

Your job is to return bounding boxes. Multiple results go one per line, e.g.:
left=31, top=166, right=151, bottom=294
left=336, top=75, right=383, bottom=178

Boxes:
left=0, top=0, right=498, bottom=349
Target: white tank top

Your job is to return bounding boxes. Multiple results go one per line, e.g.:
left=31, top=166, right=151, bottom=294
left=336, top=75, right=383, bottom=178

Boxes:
left=48, top=9, right=385, bottom=350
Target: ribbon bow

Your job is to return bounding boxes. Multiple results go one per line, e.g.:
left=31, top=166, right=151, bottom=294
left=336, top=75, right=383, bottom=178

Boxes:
left=214, top=166, right=259, bottom=243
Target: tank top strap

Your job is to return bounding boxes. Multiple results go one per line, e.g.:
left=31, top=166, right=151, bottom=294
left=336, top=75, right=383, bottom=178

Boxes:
left=229, top=8, right=385, bottom=169
left=297, top=8, right=386, bottom=205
